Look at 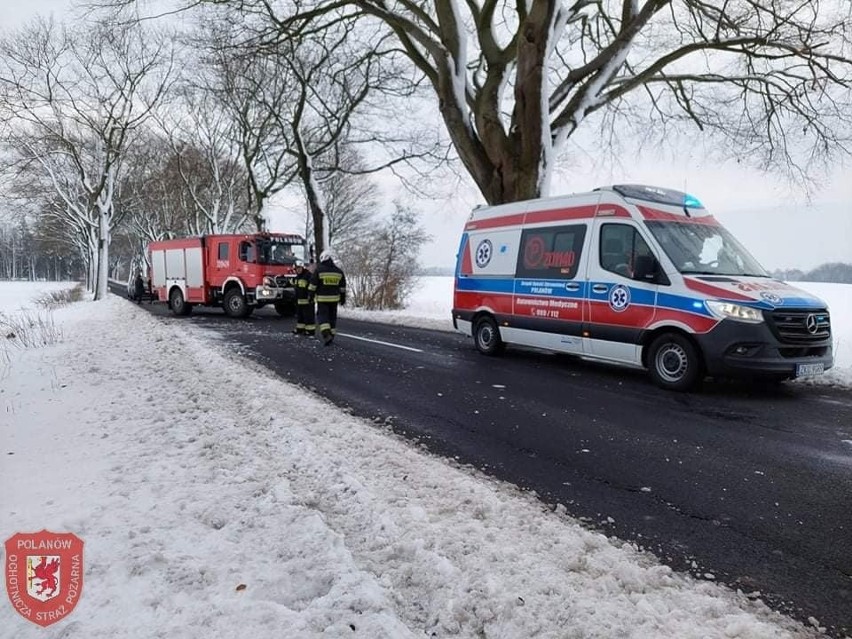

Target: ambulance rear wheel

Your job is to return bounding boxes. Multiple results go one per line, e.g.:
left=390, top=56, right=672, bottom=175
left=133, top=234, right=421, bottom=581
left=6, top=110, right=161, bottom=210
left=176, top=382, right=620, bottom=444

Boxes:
left=648, top=333, right=702, bottom=391
left=474, top=316, right=505, bottom=356
left=169, top=288, right=192, bottom=316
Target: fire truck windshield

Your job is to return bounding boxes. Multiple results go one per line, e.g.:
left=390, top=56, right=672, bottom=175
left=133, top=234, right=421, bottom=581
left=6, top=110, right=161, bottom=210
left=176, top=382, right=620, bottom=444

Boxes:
left=256, top=238, right=305, bottom=265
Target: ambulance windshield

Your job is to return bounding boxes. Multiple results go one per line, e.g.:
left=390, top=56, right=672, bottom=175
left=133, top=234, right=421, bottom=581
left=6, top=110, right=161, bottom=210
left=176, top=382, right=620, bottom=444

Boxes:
left=645, top=221, right=768, bottom=277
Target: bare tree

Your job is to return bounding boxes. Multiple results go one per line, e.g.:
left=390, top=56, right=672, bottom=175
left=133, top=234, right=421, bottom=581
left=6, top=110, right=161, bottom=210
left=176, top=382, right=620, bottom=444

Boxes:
left=153, top=82, right=252, bottom=235
left=0, top=18, right=173, bottom=299
left=300, top=146, right=380, bottom=256
left=197, top=0, right=852, bottom=205
left=323, top=147, right=381, bottom=247
left=345, top=202, right=430, bottom=309
left=193, top=8, right=439, bottom=255
left=193, top=19, right=301, bottom=232
left=269, top=19, right=426, bottom=254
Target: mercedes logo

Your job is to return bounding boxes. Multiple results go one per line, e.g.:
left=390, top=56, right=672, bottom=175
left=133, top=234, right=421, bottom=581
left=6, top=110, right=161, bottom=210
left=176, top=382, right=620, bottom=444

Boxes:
left=805, top=314, right=819, bottom=334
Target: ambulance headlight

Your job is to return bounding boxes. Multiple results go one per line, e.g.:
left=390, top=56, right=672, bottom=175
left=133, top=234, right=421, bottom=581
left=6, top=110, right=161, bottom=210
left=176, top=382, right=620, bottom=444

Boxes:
left=705, top=301, right=764, bottom=323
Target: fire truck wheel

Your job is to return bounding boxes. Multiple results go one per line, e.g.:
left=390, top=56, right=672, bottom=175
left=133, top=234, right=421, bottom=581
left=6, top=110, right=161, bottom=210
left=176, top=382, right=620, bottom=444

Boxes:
left=474, top=316, right=505, bottom=356
left=647, top=332, right=703, bottom=391
left=274, top=301, right=296, bottom=317
left=223, top=289, right=250, bottom=318
left=169, top=288, right=192, bottom=316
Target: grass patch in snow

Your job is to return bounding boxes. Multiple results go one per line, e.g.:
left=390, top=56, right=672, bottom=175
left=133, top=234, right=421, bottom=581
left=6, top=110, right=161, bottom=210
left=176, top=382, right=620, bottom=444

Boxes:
left=34, top=283, right=85, bottom=309
left=0, top=309, right=62, bottom=353
left=0, top=284, right=81, bottom=361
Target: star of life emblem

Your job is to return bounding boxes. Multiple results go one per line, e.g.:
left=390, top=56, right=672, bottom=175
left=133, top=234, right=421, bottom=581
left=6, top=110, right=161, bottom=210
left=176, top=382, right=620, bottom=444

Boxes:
left=609, top=284, right=631, bottom=312
left=475, top=239, right=493, bottom=268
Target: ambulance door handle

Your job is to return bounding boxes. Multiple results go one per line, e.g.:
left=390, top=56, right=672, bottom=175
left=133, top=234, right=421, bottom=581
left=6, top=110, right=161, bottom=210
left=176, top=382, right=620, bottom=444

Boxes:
left=564, top=283, right=580, bottom=291
left=592, top=284, right=608, bottom=294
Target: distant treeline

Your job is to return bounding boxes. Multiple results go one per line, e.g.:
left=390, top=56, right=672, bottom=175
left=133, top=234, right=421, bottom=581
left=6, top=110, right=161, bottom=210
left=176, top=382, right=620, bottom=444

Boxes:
left=419, top=266, right=455, bottom=276
left=772, top=262, right=852, bottom=284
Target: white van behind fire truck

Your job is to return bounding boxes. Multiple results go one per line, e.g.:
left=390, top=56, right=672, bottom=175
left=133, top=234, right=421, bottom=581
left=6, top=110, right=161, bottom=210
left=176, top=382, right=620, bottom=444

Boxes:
left=453, top=184, right=833, bottom=390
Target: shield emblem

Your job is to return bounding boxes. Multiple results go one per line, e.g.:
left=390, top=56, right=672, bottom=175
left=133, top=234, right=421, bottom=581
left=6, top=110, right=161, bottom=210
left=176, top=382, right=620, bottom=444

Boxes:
left=26, top=555, right=61, bottom=601
left=4, top=530, right=84, bottom=627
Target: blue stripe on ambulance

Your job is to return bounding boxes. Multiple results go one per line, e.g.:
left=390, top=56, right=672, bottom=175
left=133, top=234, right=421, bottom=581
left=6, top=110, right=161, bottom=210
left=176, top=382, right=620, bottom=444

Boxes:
left=456, top=276, right=516, bottom=294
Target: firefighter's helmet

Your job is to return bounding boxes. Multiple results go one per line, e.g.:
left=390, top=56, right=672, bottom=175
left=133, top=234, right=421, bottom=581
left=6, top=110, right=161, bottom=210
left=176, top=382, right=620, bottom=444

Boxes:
left=320, top=249, right=336, bottom=263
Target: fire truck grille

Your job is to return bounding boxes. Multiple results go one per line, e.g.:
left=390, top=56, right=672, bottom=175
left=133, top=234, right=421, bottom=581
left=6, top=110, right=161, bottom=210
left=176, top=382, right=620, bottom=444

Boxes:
left=274, top=275, right=292, bottom=288
left=765, top=309, right=831, bottom=344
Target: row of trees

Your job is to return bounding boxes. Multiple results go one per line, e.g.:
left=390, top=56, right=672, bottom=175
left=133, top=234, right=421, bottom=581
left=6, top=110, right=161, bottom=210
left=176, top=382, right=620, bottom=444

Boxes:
left=0, top=220, right=82, bottom=281
left=3, top=0, right=852, bottom=307
left=772, top=262, right=852, bottom=284
left=0, top=9, right=439, bottom=305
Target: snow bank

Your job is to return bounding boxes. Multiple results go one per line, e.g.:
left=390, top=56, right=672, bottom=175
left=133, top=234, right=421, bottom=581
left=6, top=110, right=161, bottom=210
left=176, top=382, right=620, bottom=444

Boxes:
left=0, top=293, right=825, bottom=638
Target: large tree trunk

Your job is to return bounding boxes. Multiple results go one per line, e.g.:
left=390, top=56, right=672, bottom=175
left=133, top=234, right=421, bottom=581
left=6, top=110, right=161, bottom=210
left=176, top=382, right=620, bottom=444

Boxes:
left=512, top=0, right=556, bottom=200
left=94, top=211, right=110, bottom=301
left=296, top=139, right=327, bottom=256
left=434, top=2, right=555, bottom=205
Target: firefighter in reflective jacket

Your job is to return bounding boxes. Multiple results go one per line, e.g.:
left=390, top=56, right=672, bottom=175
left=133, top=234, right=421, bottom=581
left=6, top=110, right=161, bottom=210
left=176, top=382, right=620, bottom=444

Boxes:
left=308, top=249, right=347, bottom=345
left=292, top=260, right=316, bottom=336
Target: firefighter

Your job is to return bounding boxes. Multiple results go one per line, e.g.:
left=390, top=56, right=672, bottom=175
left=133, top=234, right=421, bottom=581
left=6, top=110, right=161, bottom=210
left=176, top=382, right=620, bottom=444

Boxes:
left=308, top=249, right=347, bottom=345
left=292, top=260, right=316, bottom=336
left=133, top=270, right=145, bottom=304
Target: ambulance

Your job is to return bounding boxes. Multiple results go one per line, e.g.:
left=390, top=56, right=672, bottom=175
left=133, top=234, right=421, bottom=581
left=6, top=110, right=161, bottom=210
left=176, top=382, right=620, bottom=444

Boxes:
left=452, top=184, right=833, bottom=390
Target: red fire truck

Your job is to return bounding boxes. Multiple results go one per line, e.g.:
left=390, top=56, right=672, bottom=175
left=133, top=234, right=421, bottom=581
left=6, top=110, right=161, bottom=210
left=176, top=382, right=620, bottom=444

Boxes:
left=149, top=232, right=307, bottom=318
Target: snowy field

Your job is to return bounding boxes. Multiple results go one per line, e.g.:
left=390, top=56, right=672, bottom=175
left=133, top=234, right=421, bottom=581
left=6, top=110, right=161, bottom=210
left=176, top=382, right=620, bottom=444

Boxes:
left=0, top=280, right=76, bottom=312
left=0, top=279, right=849, bottom=638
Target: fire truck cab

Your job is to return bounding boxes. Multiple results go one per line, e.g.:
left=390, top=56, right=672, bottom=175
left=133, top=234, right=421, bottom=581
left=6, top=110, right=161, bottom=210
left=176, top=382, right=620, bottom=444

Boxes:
left=149, top=232, right=306, bottom=318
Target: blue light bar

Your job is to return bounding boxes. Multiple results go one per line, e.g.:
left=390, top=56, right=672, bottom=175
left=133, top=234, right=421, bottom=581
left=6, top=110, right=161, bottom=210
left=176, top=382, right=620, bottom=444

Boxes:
left=683, top=194, right=703, bottom=209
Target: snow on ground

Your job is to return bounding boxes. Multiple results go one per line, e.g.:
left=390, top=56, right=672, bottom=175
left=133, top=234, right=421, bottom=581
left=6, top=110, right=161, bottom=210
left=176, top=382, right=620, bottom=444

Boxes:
left=340, top=276, right=455, bottom=331
left=343, top=277, right=852, bottom=388
left=0, top=281, right=74, bottom=312
left=795, top=282, right=852, bottom=388
left=0, top=283, right=835, bottom=638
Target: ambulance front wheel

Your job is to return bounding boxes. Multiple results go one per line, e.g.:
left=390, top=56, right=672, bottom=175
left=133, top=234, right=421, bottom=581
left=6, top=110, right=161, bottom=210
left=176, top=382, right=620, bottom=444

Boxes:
left=474, top=316, right=505, bottom=356
left=648, top=333, right=703, bottom=391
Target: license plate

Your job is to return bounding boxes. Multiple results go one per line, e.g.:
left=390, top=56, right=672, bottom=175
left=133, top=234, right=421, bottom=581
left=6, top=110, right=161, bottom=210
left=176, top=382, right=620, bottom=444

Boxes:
left=796, top=363, right=824, bottom=378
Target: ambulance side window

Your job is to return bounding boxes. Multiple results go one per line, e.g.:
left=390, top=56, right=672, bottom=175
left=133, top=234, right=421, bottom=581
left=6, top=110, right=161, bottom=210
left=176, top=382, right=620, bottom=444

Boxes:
left=515, top=224, right=586, bottom=280
left=600, top=224, right=654, bottom=279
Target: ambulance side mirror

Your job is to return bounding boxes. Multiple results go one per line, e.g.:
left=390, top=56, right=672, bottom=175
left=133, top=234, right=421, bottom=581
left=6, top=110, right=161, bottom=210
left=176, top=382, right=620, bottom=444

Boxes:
left=633, top=255, right=668, bottom=285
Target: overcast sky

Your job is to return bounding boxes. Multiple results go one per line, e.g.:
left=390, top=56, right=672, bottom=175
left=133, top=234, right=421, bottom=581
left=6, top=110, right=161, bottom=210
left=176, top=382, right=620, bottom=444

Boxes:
left=4, top=0, right=850, bottom=272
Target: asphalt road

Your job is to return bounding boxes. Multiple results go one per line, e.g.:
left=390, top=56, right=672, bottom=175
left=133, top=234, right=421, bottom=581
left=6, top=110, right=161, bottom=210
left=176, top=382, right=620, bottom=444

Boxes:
left=115, top=287, right=852, bottom=636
